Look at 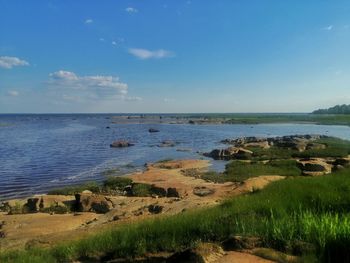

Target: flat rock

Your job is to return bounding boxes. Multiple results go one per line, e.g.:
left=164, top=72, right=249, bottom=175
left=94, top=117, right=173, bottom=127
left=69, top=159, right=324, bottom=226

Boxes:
left=297, top=158, right=332, bottom=176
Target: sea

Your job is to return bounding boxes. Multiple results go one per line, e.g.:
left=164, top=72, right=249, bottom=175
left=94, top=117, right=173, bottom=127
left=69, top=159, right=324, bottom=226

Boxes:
left=1, top=114, right=350, bottom=201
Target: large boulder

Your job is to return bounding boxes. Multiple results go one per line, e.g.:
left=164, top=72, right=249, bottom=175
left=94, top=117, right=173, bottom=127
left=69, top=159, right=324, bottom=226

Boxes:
left=74, top=193, right=113, bottom=213
left=110, top=140, right=134, bottom=148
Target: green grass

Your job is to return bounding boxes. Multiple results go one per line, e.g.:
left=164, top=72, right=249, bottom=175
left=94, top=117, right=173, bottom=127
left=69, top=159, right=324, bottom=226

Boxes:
left=203, top=160, right=301, bottom=183
left=4, top=169, right=350, bottom=262
left=103, top=177, right=132, bottom=191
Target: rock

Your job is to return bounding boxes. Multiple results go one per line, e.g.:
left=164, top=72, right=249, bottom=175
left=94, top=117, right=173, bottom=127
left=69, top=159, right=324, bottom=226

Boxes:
left=204, top=147, right=253, bottom=160
left=22, top=198, right=40, bottom=213
left=297, top=158, right=332, bottom=176
left=334, top=158, right=350, bottom=167
left=110, top=140, right=134, bottom=148
left=74, top=193, right=112, bottom=213
left=81, top=190, right=93, bottom=194
left=167, top=187, right=180, bottom=198
left=151, top=185, right=167, bottom=197
left=148, top=204, right=163, bottom=214
left=193, top=186, right=215, bottom=197
left=148, top=128, right=160, bottom=133
left=167, top=243, right=224, bottom=263
left=158, top=140, right=176, bottom=147
left=0, top=202, right=10, bottom=212
left=306, top=143, right=326, bottom=150
left=222, top=236, right=263, bottom=250
left=244, top=141, right=270, bottom=149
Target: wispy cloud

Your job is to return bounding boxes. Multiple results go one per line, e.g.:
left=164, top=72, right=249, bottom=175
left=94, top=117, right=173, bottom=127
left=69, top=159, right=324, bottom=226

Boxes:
left=128, top=48, right=174, bottom=59
left=125, top=7, right=138, bottom=13
left=0, top=56, right=29, bottom=69
left=124, top=96, right=143, bottom=101
left=7, top=90, right=19, bottom=96
left=322, top=25, right=333, bottom=31
left=48, top=70, right=128, bottom=101
left=85, top=19, right=93, bottom=24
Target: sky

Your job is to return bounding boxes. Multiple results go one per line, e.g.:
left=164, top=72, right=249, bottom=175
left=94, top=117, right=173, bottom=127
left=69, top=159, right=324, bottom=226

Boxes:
left=1, top=0, right=350, bottom=113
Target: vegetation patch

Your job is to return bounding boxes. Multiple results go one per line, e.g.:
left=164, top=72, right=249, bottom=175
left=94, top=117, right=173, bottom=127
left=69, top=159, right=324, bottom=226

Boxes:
left=203, top=160, right=301, bottom=183
left=47, top=182, right=100, bottom=195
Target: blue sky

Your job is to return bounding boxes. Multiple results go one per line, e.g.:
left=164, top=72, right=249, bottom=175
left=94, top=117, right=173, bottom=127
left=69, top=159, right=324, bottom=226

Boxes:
left=1, top=0, right=350, bottom=113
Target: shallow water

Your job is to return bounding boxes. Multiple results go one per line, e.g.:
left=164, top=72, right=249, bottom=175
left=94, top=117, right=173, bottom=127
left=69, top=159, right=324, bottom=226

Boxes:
left=0, top=114, right=349, bottom=200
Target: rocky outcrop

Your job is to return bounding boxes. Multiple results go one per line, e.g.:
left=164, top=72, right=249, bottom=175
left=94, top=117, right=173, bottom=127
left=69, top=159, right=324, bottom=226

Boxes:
left=204, top=147, right=253, bottom=160
left=220, top=134, right=327, bottom=153
left=297, top=158, right=332, bottom=176
left=74, top=193, right=113, bottom=213
left=110, top=140, right=134, bottom=148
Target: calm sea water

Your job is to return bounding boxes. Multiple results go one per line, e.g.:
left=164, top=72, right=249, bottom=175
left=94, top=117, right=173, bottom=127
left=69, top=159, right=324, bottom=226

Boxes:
left=1, top=114, right=350, bottom=201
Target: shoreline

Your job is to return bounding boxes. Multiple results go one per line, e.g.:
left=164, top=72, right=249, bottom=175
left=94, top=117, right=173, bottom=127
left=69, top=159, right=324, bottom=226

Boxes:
left=0, top=159, right=285, bottom=251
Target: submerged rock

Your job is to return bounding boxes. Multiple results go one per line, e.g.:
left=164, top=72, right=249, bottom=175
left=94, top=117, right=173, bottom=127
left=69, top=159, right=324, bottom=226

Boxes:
left=148, top=128, right=160, bottom=133
left=110, top=140, right=134, bottom=148
left=158, top=140, right=176, bottom=147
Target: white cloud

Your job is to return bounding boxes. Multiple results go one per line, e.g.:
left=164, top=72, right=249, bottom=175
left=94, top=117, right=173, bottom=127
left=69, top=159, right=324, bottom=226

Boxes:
left=99, top=38, right=105, bottom=42
left=49, top=70, right=128, bottom=101
left=85, top=19, right=93, bottom=24
left=323, top=25, right=333, bottom=31
left=126, top=7, right=138, bottom=13
left=0, top=56, right=29, bottom=69
left=128, top=48, right=174, bottom=59
left=112, top=41, right=117, bottom=46
left=7, top=90, right=19, bottom=96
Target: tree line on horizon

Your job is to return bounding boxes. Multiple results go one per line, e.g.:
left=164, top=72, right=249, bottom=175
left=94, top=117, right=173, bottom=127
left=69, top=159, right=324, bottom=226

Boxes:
left=313, top=104, right=350, bottom=114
